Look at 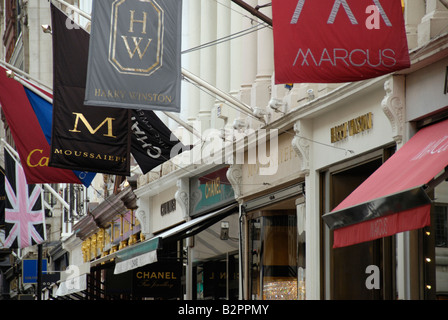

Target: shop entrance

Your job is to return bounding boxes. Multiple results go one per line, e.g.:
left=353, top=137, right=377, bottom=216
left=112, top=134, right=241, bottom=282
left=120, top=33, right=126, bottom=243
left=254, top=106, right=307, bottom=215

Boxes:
left=248, top=211, right=298, bottom=300
left=321, top=148, right=396, bottom=300
left=194, top=252, right=239, bottom=300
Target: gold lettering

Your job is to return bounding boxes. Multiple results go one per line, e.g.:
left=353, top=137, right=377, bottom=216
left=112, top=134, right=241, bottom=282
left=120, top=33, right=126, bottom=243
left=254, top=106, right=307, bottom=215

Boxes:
left=70, top=112, right=117, bottom=138
left=121, top=36, right=152, bottom=60
left=27, top=149, right=49, bottom=168
left=205, top=177, right=222, bottom=199
left=136, top=271, right=177, bottom=279
left=331, top=113, right=373, bottom=143
left=129, top=10, right=147, bottom=34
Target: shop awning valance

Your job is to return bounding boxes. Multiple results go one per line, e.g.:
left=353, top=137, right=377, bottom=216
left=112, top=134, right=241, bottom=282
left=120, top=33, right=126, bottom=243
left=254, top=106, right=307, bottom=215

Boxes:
left=54, top=274, right=87, bottom=297
left=323, top=118, right=448, bottom=248
left=113, top=203, right=238, bottom=274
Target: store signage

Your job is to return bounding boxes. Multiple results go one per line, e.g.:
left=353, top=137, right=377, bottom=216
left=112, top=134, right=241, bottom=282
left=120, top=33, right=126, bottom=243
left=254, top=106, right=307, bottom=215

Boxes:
left=22, top=259, right=48, bottom=284
left=190, top=167, right=235, bottom=216
left=272, top=0, right=410, bottom=83
left=161, top=199, right=176, bottom=216
left=331, top=112, right=373, bottom=143
left=85, top=0, right=182, bottom=113
left=133, top=261, right=182, bottom=298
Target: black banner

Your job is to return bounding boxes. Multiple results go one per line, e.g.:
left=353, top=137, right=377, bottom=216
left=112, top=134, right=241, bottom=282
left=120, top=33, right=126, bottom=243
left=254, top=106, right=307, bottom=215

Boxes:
left=131, top=109, right=189, bottom=174
left=49, top=4, right=131, bottom=176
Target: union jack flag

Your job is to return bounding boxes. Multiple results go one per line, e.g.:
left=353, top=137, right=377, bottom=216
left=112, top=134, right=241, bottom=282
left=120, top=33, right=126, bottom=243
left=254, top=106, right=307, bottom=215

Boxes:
left=3, top=148, right=46, bottom=248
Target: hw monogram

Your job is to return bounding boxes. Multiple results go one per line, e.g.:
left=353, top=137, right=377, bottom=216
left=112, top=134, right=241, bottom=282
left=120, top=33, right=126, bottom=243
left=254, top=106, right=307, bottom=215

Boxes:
left=109, top=0, right=164, bottom=76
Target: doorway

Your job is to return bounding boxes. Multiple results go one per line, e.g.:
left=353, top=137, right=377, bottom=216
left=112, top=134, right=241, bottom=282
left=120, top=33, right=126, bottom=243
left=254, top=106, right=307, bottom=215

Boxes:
left=321, top=148, right=396, bottom=300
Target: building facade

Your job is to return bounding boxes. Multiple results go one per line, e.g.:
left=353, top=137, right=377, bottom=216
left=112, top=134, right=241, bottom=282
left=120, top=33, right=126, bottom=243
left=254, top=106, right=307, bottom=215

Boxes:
left=0, top=0, right=447, bottom=300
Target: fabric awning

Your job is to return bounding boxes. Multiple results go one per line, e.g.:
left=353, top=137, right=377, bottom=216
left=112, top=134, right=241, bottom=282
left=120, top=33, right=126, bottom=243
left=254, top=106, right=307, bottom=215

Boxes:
left=113, top=203, right=238, bottom=274
left=55, top=274, right=87, bottom=297
left=323, top=119, right=448, bottom=248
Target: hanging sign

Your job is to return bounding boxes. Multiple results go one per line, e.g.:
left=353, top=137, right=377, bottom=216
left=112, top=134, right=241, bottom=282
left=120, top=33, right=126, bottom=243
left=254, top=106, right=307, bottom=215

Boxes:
left=85, top=0, right=182, bottom=112
left=272, top=0, right=410, bottom=84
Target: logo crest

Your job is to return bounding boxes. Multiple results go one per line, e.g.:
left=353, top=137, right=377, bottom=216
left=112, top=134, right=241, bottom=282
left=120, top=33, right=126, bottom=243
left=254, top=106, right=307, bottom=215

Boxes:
left=109, top=0, right=164, bottom=76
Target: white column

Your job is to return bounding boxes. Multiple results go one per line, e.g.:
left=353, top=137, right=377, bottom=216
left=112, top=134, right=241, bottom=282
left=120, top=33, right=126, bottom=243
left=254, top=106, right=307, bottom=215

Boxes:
left=199, top=0, right=217, bottom=131
left=296, top=198, right=306, bottom=300
left=418, top=0, right=448, bottom=46
left=239, top=0, right=257, bottom=111
left=185, top=0, right=201, bottom=124
left=404, top=0, right=426, bottom=49
left=26, top=0, right=54, bottom=87
left=212, top=1, right=231, bottom=129
left=251, top=2, right=273, bottom=110
left=230, top=3, right=243, bottom=98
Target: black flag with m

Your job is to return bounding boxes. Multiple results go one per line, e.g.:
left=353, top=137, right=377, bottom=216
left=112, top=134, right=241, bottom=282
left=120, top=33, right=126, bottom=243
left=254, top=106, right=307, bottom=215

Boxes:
left=49, top=4, right=131, bottom=176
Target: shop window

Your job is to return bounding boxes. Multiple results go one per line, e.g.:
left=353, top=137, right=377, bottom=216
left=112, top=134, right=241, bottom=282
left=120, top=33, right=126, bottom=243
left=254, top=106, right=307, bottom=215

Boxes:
left=430, top=204, right=448, bottom=299
left=435, top=206, right=448, bottom=248
left=249, top=213, right=298, bottom=300
left=195, top=254, right=239, bottom=300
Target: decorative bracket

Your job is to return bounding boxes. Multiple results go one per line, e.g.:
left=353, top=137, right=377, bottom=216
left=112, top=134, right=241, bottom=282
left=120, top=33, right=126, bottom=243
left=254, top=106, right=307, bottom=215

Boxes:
left=382, top=75, right=405, bottom=145
left=175, top=178, right=190, bottom=219
left=226, top=164, right=243, bottom=199
left=292, top=120, right=310, bottom=175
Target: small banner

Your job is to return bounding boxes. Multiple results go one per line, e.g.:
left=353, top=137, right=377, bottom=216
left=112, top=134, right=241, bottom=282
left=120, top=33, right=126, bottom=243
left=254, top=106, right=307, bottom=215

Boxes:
left=50, top=4, right=131, bottom=176
left=131, top=109, right=189, bottom=174
left=272, top=0, right=410, bottom=83
left=85, top=0, right=182, bottom=113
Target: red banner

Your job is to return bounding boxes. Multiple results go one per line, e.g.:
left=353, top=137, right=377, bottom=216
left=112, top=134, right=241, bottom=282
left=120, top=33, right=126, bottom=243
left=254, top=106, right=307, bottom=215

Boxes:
left=333, top=205, right=431, bottom=248
left=272, top=0, right=410, bottom=84
left=0, top=66, right=82, bottom=185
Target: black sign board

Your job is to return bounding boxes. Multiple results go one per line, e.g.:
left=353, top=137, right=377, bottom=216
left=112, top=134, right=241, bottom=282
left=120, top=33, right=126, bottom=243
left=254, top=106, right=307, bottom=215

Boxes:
left=133, top=261, right=182, bottom=298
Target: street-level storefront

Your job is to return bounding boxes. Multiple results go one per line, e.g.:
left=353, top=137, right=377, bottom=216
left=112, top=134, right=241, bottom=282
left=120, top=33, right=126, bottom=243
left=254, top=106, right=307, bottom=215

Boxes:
left=188, top=166, right=239, bottom=300
left=106, top=183, right=184, bottom=300
left=106, top=165, right=239, bottom=300
left=230, top=130, right=305, bottom=300
left=319, top=49, right=448, bottom=300
left=401, top=54, right=448, bottom=299
left=314, top=75, right=399, bottom=300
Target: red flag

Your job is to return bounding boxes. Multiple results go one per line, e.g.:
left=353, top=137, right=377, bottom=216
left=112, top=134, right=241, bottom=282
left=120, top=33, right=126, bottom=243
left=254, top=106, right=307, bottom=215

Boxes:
left=0, top=66, right=82, bottom=184
left=272, top=0, right=410, bottom=83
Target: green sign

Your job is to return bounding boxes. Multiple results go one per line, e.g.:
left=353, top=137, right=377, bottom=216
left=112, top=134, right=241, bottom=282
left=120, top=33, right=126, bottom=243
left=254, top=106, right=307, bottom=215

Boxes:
left=190, top=167, right=235, bottom=216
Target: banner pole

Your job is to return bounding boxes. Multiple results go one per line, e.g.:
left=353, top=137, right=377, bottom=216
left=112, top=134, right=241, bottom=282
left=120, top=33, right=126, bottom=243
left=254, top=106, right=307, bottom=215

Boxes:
left=37, top=244, right=43, bottom=300
left=1, top=138, right=74, bottom=215
left=2, top=64, right=201, bottom=140
left=5, top=70, right=53, bottom=104
left=0, top=60, right=52, bottom=91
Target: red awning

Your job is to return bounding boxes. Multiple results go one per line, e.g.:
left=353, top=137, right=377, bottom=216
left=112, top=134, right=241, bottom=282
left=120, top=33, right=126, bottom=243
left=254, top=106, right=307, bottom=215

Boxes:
left=323, top=118, right=448, bottom=248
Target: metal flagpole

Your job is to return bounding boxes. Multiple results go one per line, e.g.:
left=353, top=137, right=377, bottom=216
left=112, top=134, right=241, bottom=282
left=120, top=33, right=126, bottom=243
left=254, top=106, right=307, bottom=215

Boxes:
left=0, top=60, right=52, bottom=92
left=230, top=0, right=273, bottom=26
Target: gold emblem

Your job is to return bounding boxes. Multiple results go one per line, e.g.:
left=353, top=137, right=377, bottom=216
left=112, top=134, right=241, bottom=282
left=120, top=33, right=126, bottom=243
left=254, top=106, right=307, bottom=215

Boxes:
left=109, top=0, right=164, bottom=76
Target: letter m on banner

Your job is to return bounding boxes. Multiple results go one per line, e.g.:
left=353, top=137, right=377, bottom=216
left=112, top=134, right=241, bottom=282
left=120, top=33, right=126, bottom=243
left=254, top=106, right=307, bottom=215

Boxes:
left=272, top=0, right=410, bottom=84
